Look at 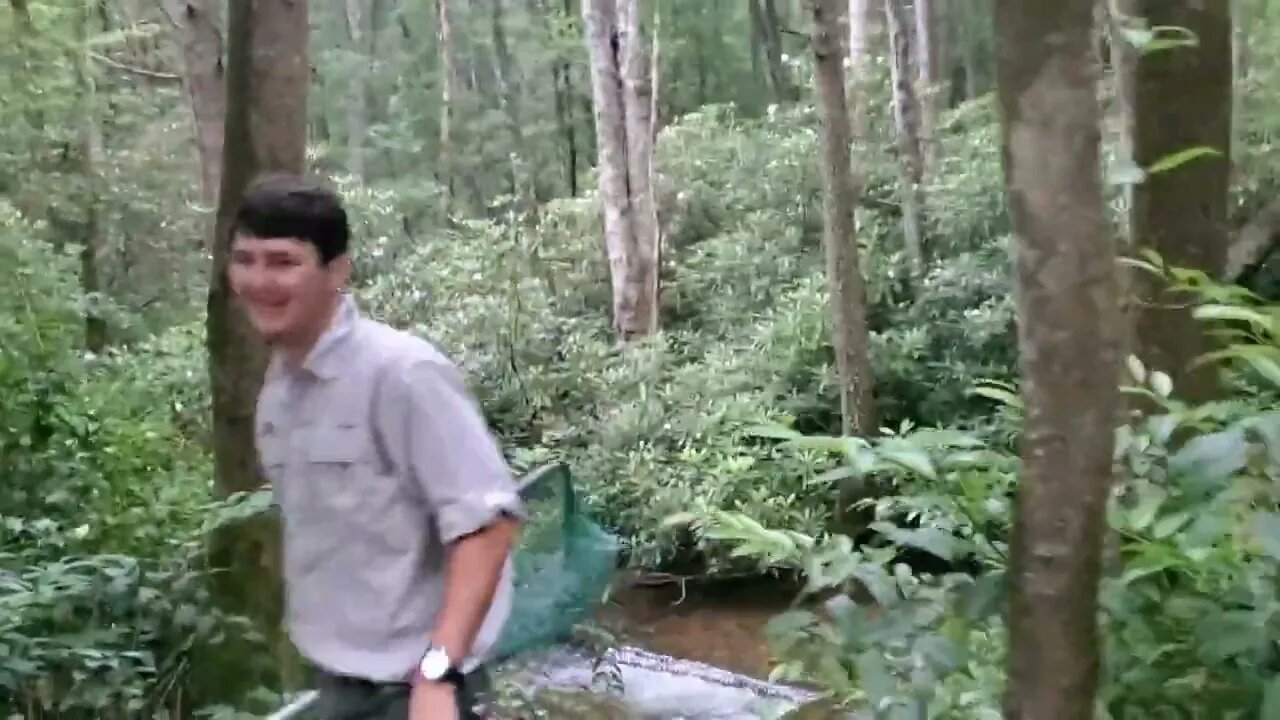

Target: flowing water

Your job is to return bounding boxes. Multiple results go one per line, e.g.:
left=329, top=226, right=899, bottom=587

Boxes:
left=597, top=574, right=799, bottom=679
left=269, top=576, right=858, bottom=719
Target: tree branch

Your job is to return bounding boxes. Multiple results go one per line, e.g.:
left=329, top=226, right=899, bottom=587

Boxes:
left=89, top=51, right=181, bottom=81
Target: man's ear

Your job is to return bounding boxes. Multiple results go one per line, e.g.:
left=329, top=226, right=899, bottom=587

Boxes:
left=330, top=253, right=353, bottom=291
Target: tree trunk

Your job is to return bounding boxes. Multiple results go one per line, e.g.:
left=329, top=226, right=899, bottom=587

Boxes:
left=751, top=0, right=796, bottom=103
left=848, top=0, right=886, bottom=128
left=886, top=0, right=925, bottom=274
left=994, top=0, right=1120, bottom=717
left=807, top=0, right=877, bottom=438
left=160, top=0, right=226, bottom=211
left=75, top=1, right=107, bottom=353
left=913, top=0, right=938, bottom=172
left=343, top=0, right=368, bottom=180
left=438, top=0, right=457, bottom=208
left=490, top=0, right=535, bottom=212
left=582, top=0, right=660, bottom=343
left=1120, top=0, right=1232, bottom=403
left=204, top=0, right=309, bottom=695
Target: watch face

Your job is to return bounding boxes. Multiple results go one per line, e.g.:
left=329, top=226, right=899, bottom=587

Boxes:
left=419, top=648, right=450, bottom=680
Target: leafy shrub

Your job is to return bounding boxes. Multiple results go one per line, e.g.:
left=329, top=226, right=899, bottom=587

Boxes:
left=680, top=271, right=1280, bottom=719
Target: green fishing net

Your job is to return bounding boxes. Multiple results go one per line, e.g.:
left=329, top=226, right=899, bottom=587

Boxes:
left=491, top=463, right=622, bottom=661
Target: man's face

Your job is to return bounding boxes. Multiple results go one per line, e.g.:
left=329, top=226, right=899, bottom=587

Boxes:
left=228, top=233, right=350, bottom=346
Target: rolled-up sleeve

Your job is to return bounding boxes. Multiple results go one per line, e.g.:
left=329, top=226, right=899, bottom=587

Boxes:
left=376, top=355, right=526, bottom=543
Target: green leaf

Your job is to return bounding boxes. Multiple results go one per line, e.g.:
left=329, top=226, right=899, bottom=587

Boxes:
left=746, top=424, right=803, bottom=441
left=1191, top=303, right=1275, bottom=331
left=968, top=383, right=1022, bottom=409
left=1147, top=146, right=1222, bottom=174
left=1259, top=675, right=1280, bottom=720
left=871, top=522, right=958, bottom=562
left=876, top=442, right=938, bottom=480
left=854, top=650, right=896, bottom=706
left=1195, top=610, right=1259, bottom=661
left=956, top=571, right=1006, bottom=621
left=1151, top=511, right=1190, bottom=539
left=1168, top=427, right=1248, bottom=486
left=1127, top=484, right=1166, bottom=532
left=1250, top=512, right=1280, bottom=562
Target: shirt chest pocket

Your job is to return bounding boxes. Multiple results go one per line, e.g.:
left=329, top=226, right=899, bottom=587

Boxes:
left=302, top=424, right=398, bottom=517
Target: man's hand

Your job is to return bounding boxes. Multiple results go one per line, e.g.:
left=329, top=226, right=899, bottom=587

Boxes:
left=409, top=680, right=459, bottom=720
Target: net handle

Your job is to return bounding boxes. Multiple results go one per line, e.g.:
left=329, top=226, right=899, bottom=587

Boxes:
left=515, top=461, right=576, bottom=530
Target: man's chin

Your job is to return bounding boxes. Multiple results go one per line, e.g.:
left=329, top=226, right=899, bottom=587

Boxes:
left=248, top=320, right=290, bottom=345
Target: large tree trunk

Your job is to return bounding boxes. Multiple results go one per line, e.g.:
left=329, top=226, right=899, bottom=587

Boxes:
left=1120, top=0, right=1232, bottom=403
left=807, top=0, right=877, bottom=437
left=994, top=0, right=1121, bottom=717
left=582, top=0, right=660, bottom=343
left=204, top=0, right=309, bottom=695
left=160, top=0, right=226, bottom=210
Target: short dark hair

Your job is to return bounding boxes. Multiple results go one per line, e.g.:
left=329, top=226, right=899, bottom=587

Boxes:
left=234, top=173, right=350, bottom=263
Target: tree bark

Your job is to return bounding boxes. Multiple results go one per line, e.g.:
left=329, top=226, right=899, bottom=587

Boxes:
left=343, top=0, right=368, bottom=180
left=438, top=0, right=457, bottom=208
left=913, top=0, right=938, bottom=172
left=886, top=0, right=925, bottom=274
left=1120, top=0, right=1232, bottom=403
left=994, top=1, right=1120, bottom=718
left=204, top=0, right=309, bottom=693
left=807, top=0, right=877, bottom=437
left=582, top=0, right=660, bottom=342
left=160, top=0, right=226, bottom=210
left=75, top=0, right=107, bottom=352
left=751, top=0, right=796, bottom=103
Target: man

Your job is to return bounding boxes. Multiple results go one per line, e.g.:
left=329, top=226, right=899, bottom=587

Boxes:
left=228, top=173, right=524, bottom=720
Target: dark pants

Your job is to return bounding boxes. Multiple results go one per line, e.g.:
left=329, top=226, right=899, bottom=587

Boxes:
left=312, top=669, right=490, bottom=720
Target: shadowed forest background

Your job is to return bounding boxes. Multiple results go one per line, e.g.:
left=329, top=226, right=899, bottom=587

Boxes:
left=3, top=0, right=1280, bottom=717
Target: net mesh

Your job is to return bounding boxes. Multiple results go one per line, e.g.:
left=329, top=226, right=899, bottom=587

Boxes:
left=491, top=463, right=621, bottom=661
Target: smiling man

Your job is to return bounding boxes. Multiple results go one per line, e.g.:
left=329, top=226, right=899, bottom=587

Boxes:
left=228, top=173, right=524, bottom=720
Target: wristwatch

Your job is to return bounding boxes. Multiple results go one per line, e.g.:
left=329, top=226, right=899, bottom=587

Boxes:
left=416, top=643, right=465, bottom=687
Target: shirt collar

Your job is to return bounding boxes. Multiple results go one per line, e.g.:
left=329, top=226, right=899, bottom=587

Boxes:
left=267, top=293, right=360, bottom=382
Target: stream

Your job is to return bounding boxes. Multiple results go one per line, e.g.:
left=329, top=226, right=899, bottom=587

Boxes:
left=268, top=576, right=859, bottom=719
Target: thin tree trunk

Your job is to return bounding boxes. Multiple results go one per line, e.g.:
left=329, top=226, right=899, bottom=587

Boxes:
left=75, top=1, right=107, bottom=352
left=1120, top=0, right=1232, bottom=403
left=343, top=0, right=368, bottom=180
left=994, top=0, right=1120, bottom=717
left=752, top=0, right=796, bottom=103
left=160, top=0, right=226, bottom=211
left=438, top=0, right=457, bottom=209
left=914, top=0, right=938, bottom=172
left=490, top=0, right=532, bottom=210
left=808, top=0, right=877, bottom=437
left=886, top=0, right=925, bottom=274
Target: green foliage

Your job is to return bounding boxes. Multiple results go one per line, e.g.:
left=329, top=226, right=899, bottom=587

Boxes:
left=680, top=272, right=1280, bottom=719
left=0, top=201, right=269, bottom=717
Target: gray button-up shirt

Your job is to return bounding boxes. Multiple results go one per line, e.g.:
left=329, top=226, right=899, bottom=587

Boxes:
left=254, top=295, right=524, bottom=682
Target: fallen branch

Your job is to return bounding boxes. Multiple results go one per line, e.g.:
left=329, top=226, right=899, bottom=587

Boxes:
left=88, top=51, right=181, bottom=81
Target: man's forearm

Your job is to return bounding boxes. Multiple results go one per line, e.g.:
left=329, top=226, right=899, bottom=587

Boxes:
left=429, top=516, right=520, bottom=665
